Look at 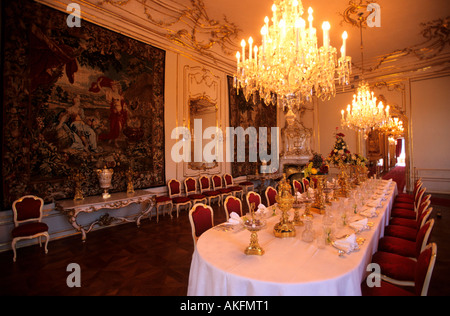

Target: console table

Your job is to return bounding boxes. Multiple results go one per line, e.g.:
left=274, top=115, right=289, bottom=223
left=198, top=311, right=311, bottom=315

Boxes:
left=56, top=190, right=156, bottom=242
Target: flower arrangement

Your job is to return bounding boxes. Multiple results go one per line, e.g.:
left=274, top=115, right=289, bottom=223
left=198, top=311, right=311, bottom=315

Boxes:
left=327, top=130, right=352, bottom=166
left=303, top=153, right=329, bottom=177
left=350, top=153, right=368, bottom=166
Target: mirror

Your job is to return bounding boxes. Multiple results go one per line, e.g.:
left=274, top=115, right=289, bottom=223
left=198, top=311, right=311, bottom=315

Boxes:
left=188, top=96, right=219, bottom=171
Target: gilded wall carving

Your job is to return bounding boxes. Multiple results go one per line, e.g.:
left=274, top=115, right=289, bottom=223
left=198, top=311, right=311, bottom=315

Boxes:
left=99, top=0, right=240, bottom=58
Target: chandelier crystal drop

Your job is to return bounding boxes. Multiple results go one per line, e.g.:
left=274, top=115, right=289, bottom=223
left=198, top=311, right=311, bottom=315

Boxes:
left=234, top=0, right=352, bottom=110
left=341, top=81, right=390, bottom=135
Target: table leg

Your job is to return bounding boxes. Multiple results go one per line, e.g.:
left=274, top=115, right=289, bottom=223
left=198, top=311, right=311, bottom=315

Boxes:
left=67, top=212, right=87, bottom=242
left=136, top=202, right=155, bottom=227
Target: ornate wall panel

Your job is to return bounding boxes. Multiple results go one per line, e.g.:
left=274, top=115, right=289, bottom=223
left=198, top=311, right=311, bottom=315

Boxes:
left=182, top=65, right=223, bottom=177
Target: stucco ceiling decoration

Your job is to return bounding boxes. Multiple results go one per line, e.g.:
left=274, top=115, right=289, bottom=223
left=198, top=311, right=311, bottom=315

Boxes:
left=338, top=0, right=450, bottom=87
left=340, top=0, right=378, bottom=28
left=99, top=0, right=240, bottom=59
left=354, top=17, right=450, bottom=85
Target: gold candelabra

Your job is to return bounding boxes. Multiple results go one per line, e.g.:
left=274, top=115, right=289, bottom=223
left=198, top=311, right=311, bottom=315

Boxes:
left=274, top=174, right=296, bottom=238
left=126, top=166, right=135, bottom=194
left=244, top=203, right=265, bottom=256
left=311, top=175, right=327, bottom=213
left=69, top=170, right=85, bottom=201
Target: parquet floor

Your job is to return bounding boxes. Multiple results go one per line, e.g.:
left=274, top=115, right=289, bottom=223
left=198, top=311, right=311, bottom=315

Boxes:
left=1, top=193, right=449, bottom=296
left=0, top=203, right=229, bottom=296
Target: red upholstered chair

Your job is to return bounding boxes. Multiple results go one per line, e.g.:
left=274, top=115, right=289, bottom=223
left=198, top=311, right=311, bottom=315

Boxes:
left=385, top=208, right=433, bottom=242
left=11, top=195, right=49, bottom=262
left=361, top=243, right=437, bottom=296
left=167, top=179, right=191, bottom=218
left=224, top=196, right=243, bottom=220
left=310, top=177, right=318, bottom=189
left=212, top=175, right=233, bottom=205
left=227, top=174, right=254, bottom=194
left=154, top=196, right=173, bottom=223
left=391, top=194, right=431, bottom=220
left=393, top=187, right=426, bottom=213
left=189, top=204, right=214, bottom=246
left=390, top=205, right=432, bottom=230
left=293, top=180, right=304, bottom=194
left=265, top=186, right=277, bottom=207
left=377, top=219, right=434, bottom=259
left=223, top=173, right=244, bottom=199
left=246, top=191, right=262, bottom=213
left=184, top=177, right=207, bottom=206
left=199, top=176, right=221, bottom=206
left=302, top=178, right=310, bottom=191
left=390, top=197, right=431, bottom=226
left=395, top=178, right=422, bottom=203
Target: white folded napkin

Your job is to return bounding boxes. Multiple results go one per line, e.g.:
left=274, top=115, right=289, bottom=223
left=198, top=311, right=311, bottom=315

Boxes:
left=334, top=234, right=358, bottom=253
left=257, top=203, right=267, bottom=212
left=367, top=198, right=382, bottom=208
left=360, top=207, right=378, bottom=218
left=349, top=218, right=369, bottom=231
left=228, top=212, right=243, bottom=225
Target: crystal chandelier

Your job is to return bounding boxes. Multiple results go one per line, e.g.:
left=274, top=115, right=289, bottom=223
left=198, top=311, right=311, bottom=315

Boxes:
left=341, top=81, right=390, bottom=133
left=341, top=13, right=389, bottom=136
left=379, top=116, right=404, bottom=138
left=234, top=0, right=352, bottom=110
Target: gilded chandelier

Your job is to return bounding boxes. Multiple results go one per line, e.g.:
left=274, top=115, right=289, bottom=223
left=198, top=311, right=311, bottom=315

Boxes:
left=234, top=0, right=352, bottom=110
left=340, top=13, right=390, bottom=137
left=341, top=81, right=390, bottom=135
left=379, top=116, right=404, bottom=138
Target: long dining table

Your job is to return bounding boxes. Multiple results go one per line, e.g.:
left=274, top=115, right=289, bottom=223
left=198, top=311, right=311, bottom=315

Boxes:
left=188, top=179, right=398, bottom=296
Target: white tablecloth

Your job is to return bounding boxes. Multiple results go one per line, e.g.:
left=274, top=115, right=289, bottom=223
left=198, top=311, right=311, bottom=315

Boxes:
left=188, top=180, right=397, bottom=296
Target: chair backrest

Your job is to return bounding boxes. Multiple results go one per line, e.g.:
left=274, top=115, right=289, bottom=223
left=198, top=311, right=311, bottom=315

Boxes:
left=12, top=195, right=44, bottom=227
left=418, top=208, right=433, bottom=229
left=416, top=196, right=431, bottom=220
left=265, top=186, right=277, bottom=207
left=184, top=177, right=198, bottom=196
left=199, top=176, right=212, bottom=193
left=224, top=196, right=243, bottom=220
left=302, top=178, right=310, bottom=190
left=415, top=243, right=437, bottom=296
left=168, top=179, right=182, bottom=198
left=246, top=191, right=261, bottom=212
left=189, top=204, right=214, bottom=245
left=413, top=180, right=423, bottom=199
left=414, top=187, right=426, bottom=210
left=415, top=219, right=434, bottom=258
left=223, top=173, right=234, bottom=187
left=310, top=177, right=318, bottom=189
left=293, top=180, right=304, bottom=194
left=212, top=175, right=224, bottom=190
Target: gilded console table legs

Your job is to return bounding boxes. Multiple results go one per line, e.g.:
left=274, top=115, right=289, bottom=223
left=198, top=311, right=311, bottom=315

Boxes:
left=57, top=191, right=156, bottom=242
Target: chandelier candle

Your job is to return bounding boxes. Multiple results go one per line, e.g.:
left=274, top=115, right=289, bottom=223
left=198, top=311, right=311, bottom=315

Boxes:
left=235, top=0, right=352, bottom=110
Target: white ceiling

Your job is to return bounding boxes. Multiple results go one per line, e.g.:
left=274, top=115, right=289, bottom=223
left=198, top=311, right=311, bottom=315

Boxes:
left=203, top=0, right=450, bottom=64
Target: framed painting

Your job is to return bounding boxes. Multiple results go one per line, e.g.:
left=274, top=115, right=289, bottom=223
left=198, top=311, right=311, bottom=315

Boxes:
left=227, top=76, right=278, bottom=178
left=2, top=0, right=166, bottom=209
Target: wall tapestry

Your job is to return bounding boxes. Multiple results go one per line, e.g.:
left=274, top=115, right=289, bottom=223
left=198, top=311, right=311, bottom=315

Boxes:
left=227, top=76, right=278, bottom=178
left=2, top=0, right=166, bottom=209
